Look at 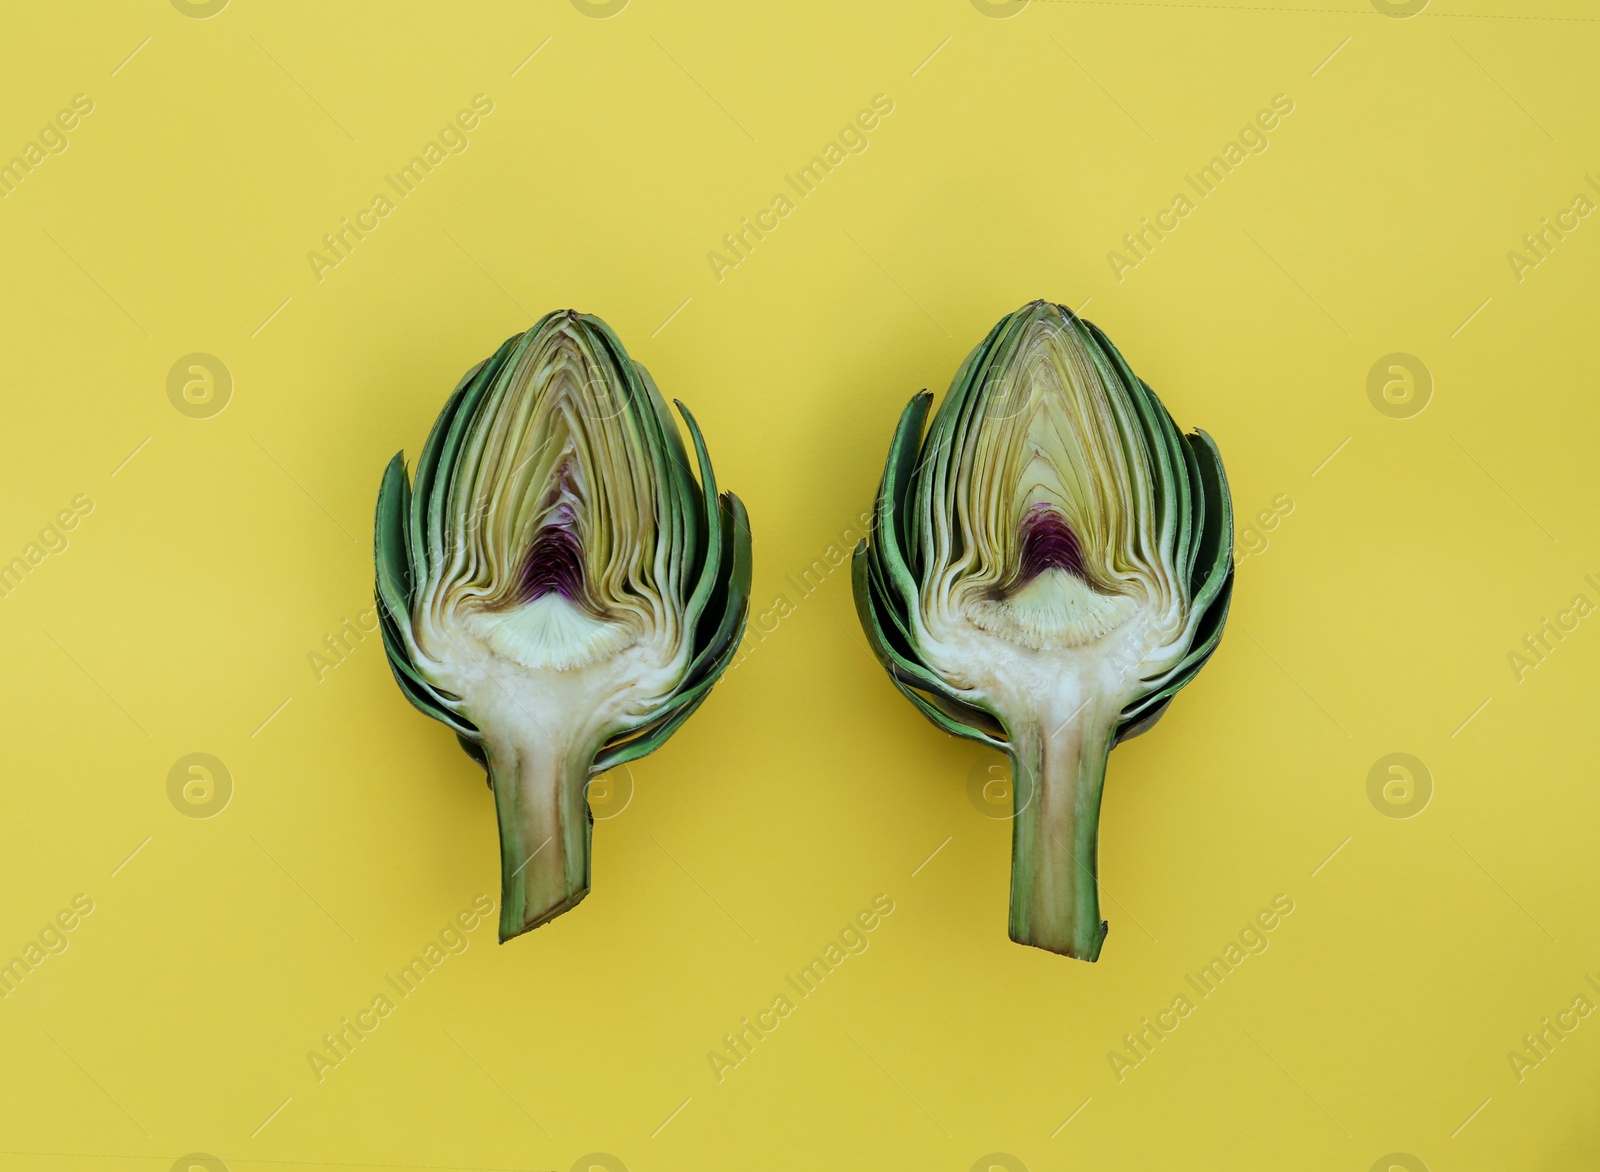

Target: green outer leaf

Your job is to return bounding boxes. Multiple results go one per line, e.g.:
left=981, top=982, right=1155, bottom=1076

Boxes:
left=904, top=312, right=1013, bottom=573
left=1115, top=429, right=1234, bottom=737
left=856, top=381, right=1013, bottom=744
left=862, top=538, right=998, bottom=736
left=410, top=337, right=520, bottom=577
left=870, top=391, right=934, bottom=615
left=1103, top=342, right=1192, bottom=590
left=584, top=322, right=701, bottom=584
left=375, top=595, right=470, bottom=731
left=593, top=489, right=752, bottom=773
left=852, top=541, right=1007, bottom=748
left=672, top=398, right=725, bottom=634
left=374, top=452, right=476, bottom=736
left=683, top=490, right=753, bottom=687
left=456, top=732, right=489, bottom=772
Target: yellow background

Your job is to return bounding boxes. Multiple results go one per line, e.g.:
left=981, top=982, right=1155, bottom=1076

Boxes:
left=1, top=0, right=1596, bottom=1169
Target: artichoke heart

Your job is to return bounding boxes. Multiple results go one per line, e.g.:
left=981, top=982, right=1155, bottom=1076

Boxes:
left=854, top=301, right=1233, bottom=961
left=376, top=311, right=751, bottom=942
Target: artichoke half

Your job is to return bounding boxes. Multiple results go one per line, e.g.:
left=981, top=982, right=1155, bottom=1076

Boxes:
left=375, top=311, right=751, bottom=942
left=853, top=301, right=1232, bottom=961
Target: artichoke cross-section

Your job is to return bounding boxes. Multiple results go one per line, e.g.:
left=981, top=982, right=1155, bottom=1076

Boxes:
left=853, top=301, right=1233, bottom=961
left=375, top=311, right=751, bottom=942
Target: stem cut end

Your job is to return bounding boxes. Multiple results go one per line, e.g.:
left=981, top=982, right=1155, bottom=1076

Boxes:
left=1010, top=915, right=1108, bottom=962
left=500, top=881, right=589, bottom=943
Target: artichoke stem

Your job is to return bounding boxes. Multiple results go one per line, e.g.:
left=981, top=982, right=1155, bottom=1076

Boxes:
left=1007, top=711, right=1115, bottom=961
left=486, top=736, right=593, bottom=941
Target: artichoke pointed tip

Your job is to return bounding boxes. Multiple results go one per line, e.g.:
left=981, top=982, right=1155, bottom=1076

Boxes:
left=539, top=308, right=591, bottom=338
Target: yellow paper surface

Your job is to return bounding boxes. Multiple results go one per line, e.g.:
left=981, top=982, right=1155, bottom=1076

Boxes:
left=1, top=2, right=1596, bottom=1169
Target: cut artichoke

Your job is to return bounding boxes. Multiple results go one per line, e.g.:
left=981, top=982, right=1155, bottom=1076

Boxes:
left=375, top=311, right=751, bottom=942
left=853, top=301, right=1232, bottom=961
